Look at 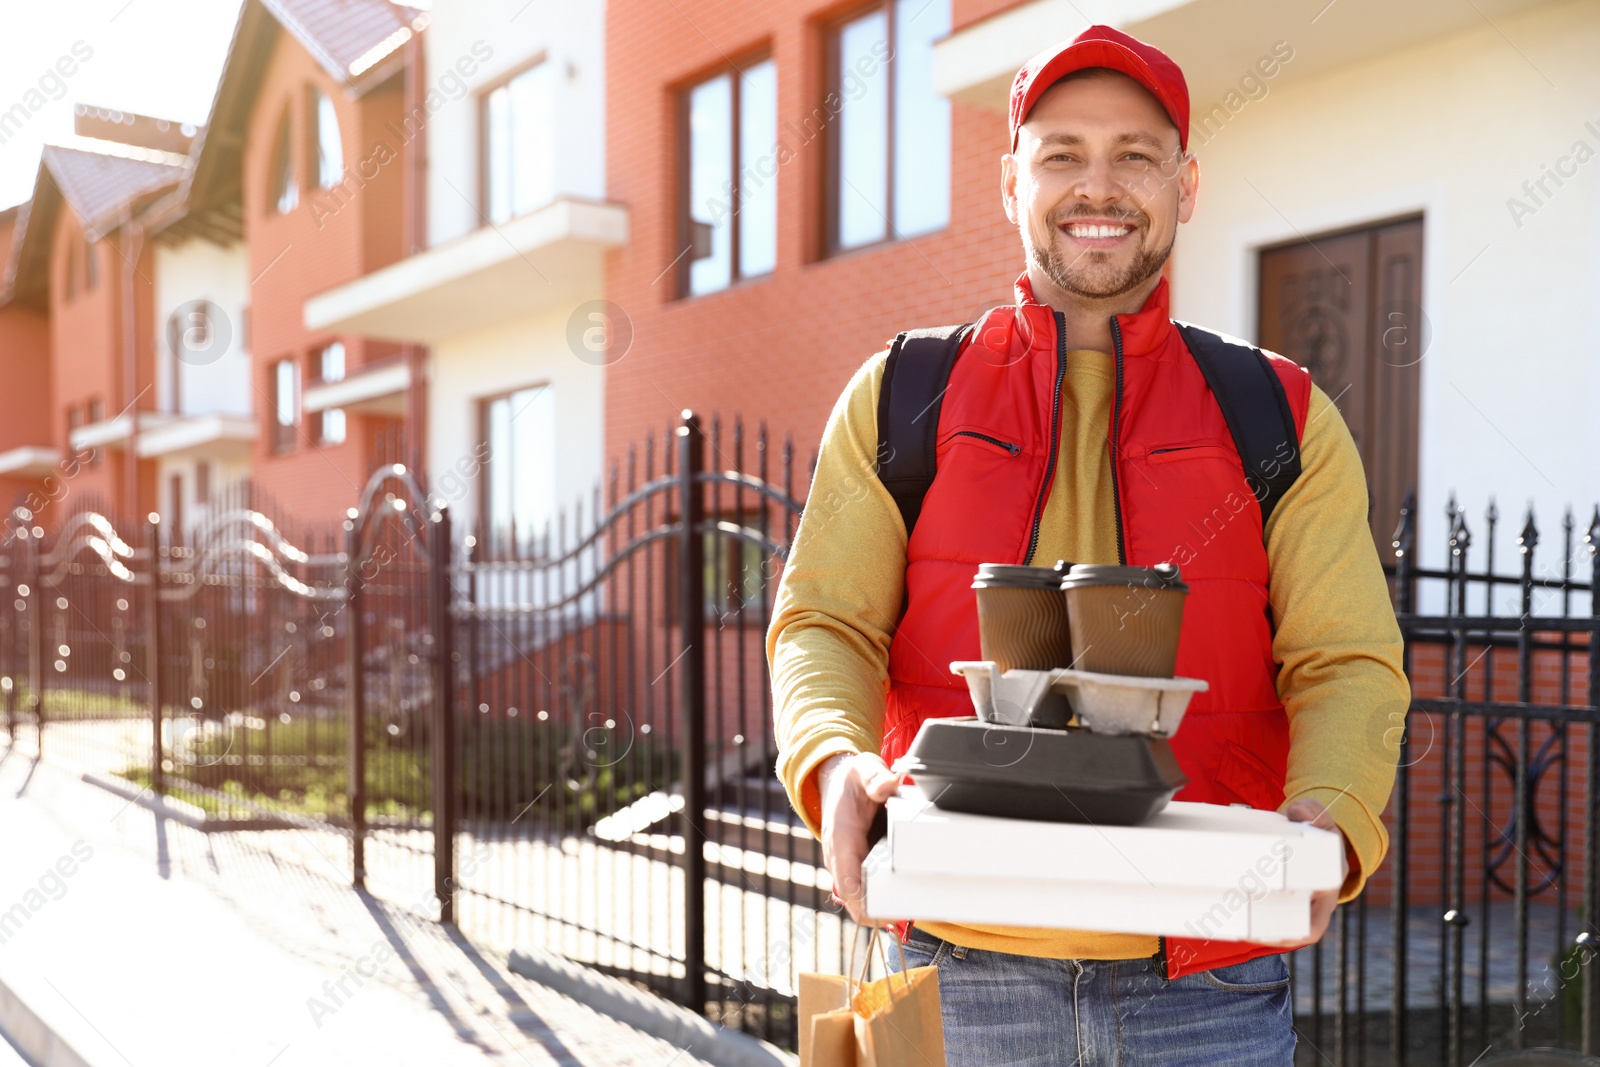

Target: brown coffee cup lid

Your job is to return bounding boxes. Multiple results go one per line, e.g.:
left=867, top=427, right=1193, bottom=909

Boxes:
left=972, top=563, right=1063, bottom=590
left=1060, top=562, right=1188, bottom=593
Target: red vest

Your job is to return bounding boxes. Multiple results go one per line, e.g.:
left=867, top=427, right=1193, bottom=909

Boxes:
left=885, top=274, right=1311, bottom=979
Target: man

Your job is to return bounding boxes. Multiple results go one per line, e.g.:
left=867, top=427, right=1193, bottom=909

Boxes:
left=768, top=23, right=1409, bottom=1066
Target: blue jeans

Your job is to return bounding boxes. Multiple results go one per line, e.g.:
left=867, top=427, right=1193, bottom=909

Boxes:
left=891, top=925, right=1296, bottom=1066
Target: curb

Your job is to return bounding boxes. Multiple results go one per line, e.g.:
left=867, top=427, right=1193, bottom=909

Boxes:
left=508, top=947, right=797, bottom=1067
left=79, top=772, right=294, bottom=833
left=80, top=772, right=208, bottom=831
left=0, top=971, right=95, bottom=1067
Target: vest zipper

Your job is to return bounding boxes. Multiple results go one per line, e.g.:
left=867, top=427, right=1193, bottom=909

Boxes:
left=952, top=430, right=1021, bottom=456
left=1108, top=315, right=1128, bottom=565
left=1023, top=312, right=1068, bottom=565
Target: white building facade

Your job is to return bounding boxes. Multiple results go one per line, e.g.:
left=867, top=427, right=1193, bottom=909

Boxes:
left=148, top=234, right=255, bottom=537
left=306, top=0, right=623, bottom=548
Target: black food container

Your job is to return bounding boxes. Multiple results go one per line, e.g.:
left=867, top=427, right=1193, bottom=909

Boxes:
left=900, top=717, right=1188, bottom=825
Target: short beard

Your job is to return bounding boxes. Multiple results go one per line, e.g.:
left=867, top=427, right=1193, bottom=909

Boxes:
left=1029, top=213, right=1173, bottom=300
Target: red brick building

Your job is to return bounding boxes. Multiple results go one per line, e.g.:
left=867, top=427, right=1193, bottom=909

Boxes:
left=0, top=205, right=55, bottom=521
left=602, top=0, right=1028, bottom=469
left=0, top=135, right=186, bottom=525
left=183, top=0, right=427, bottom=529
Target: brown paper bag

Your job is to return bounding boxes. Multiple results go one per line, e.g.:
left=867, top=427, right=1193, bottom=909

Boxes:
left=799, top=973, right=856, bottom=1066
left=798, top=929, right=946, bottom=1067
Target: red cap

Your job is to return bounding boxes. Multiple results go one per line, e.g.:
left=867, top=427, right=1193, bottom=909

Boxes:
left=1008, top=24, right=1189, bottom=153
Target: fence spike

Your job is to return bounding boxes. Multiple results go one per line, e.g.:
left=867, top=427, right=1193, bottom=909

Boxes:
left=1450, top=504, right=1471, bottom=554
left=1519, top=503, right=1539, bottom=552
left=1391, top=487, right=1416, bottom=557
left=1586, top=506, right=1600, bottom=551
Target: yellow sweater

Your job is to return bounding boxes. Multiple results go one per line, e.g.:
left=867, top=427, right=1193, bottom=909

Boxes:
left=767, top=344, right=1410, bottom=960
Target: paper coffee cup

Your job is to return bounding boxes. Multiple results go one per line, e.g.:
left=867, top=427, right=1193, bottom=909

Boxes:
left=1059, top=563, right=1188, bottom=678
left=971, top=563, right=1073, bottom=672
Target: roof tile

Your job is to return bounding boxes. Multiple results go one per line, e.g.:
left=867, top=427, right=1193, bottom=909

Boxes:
left=40, top=145, right=184, bottom=231
left=261, top=0, right=423, bottom=82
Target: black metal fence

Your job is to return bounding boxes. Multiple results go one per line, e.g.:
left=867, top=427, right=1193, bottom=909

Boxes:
left=1294, top=494, right=1600, bottom=1067
left=6, top=416, right=1600, bottom=1065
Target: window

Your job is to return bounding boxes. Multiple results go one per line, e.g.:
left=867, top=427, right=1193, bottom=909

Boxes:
left=705, top=515, right=767, bottom=619
left=270, top=106, right=298, bottom=214
left=83, top=236, right=98, bottom=290
left=828, top=0, right=950, bottom=251
left=166, top=299, right=215, bottom=361
left=64, top=240, right=77, bottom=302
left=481, top=385, right=556, bottom=554
left=195, top=460, right=211, bottom=505
left=681, top=58, right=777, bottom=296
left=664, top=514, right=769, bottom=621
left=273, top=358, right=299, bottom=452
left=314, top=341, right=346, bottom=445
left=312, top=89, right=344, bottom=189
left=482, top=61, right=555, bottom=224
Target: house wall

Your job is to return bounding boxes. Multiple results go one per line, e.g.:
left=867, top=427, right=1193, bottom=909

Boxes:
left=0, top=209, right=54, bottom=513
left=428, top=305, right=605, bottom=537
left=424, top=0, right=607, bottom=248
left=243, top=31, right=413, bottom=530
left=152, top=237, right=251, bottom=417
left=420, top=0, right=610, bottom=531
left=155, top=454, right=253, bottom=540
left=47, top=207, right=158, bottom=522
left=0, top=297, right=52, bottom=513
left=1168, top=0, right=1600, bottom=590
left=603, top=0, right=1027, bottom=478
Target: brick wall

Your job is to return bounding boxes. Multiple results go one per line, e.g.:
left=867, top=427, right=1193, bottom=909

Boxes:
left=45, top=207, right=159, bottom=523
left=603, top=0, right=1032, bottom=485
left=0, top=211, right=53, bottom=513
left=242, top=32, right=413, bottom=532
left=1361, top=636, right=1595, bottom=908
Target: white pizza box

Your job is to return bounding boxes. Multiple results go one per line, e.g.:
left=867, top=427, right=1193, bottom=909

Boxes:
left=863, top=850, right=1314, bottom=942
left=882, top=787, right=1344, bottom=891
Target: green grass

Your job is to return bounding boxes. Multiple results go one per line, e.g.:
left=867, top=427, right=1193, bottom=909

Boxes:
left=13, top=683, right=150, bottom=719
left=115, top=712, right=679, bottom=824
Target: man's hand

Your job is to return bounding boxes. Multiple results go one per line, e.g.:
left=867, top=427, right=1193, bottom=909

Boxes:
left=818, top=752, right=901, bottom=924
left=1271, top=797, right=1350, bottom=948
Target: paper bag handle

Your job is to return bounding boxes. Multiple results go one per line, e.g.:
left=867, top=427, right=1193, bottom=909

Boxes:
left=848, top=924, right=913, bottom=996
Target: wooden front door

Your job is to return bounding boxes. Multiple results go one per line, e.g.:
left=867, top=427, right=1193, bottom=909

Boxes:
left=1258, top=216, right=1423, bottom=556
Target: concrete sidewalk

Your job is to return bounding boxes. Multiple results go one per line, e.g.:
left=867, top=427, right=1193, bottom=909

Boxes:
left=0, top=742, right=729, bottom=1067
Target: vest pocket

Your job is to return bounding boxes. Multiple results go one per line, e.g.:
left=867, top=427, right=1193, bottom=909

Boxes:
left=1214, top=739, right=1287, bottom=811
left=944, top=430, right=1022, bottom=457
left=1146, top=444, right=1241, bottom=467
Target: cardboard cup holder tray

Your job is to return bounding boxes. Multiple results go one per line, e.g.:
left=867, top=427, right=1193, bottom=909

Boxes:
left=895, top=663, right=1213, bottom=825
left=949, top=660, right=1209, bottom=736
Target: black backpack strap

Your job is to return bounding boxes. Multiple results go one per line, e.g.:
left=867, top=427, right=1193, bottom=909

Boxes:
left=1172, top=322, right=1303, bottom=527
left=875, top=324, right=972, bottom=537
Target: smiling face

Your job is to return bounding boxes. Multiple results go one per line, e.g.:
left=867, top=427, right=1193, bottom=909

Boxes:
left=1003, top=69, right=1198, bottom=307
